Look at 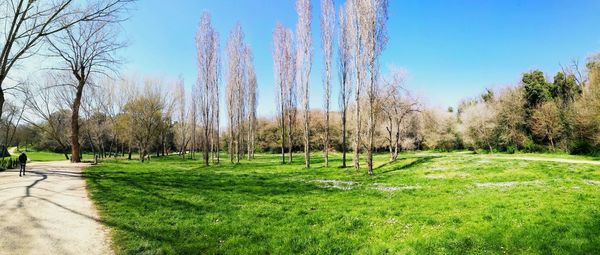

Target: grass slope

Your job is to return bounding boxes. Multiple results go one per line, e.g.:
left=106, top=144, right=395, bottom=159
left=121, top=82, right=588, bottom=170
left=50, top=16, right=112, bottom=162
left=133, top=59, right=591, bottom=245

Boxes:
left=85, top=152, right=600, bottom=254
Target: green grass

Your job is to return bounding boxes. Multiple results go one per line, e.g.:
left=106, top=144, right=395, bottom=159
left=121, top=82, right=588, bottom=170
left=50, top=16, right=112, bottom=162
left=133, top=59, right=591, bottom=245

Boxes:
left=11, top=147, right=95, bottom=162
left=85, top=152, right=600, bottom=254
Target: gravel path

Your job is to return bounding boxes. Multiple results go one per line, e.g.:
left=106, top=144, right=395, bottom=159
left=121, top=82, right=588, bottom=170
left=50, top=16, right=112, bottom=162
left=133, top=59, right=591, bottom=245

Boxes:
left=0, top=161, right=112, bottom=255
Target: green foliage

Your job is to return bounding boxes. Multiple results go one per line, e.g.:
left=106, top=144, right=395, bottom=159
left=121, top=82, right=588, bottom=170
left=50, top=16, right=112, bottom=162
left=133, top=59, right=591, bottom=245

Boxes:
left=523, top=139, right=545, bottom=153
left=552, top=72, right=580, bottom=104
left=0, top=158, right=17, bottom=170
left=505, top=145, right=517, bottom=154
left=481, top=88, right=494, bottom=103
left=522, top=70, right=553, bottom=109
left=87, top=152, right=600, bottom=254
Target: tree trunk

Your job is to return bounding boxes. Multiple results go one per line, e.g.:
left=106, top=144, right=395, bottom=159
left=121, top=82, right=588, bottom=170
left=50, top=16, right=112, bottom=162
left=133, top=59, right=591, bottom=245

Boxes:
left=367, top=60, right=376, bottom=175
left=386, top=121, right=393, bottom=161
left=161, top=134, right=166, bottom=156
left=324, top=107, right=329, bottom=167
left=236, top=127, right=241, bottom=163
left=280, top=96, right=286, bottom=164
left=216, top=119, right=220, bottom=164
left=210, top=127, right=215, bottom=163
left=341, top=109, right=347, bottom=168
left=247, top=120, right=251, bottom=160
left=203, top=126, right=210, bottom=166
left=287, top=115, right=293, bottom=163
left=393, top=133, right=399, bottom=161
left=70, top=81, right=85, bottom=163
left=304, top=110, right=310, bottom=168
left=229, top=123, right=234, bottom=163
left=0, top=77, right=5, bottom=122
left=393, top=122, right=400, bottom=161
left=367, top=111, right=374, bottom=175
left=353, top=79, right=361, bottom=171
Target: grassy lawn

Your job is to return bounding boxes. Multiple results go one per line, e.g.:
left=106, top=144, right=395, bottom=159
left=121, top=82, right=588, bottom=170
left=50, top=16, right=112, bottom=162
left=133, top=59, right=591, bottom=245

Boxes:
left=10, top=148, right=96, bottom=162
left=85, top=152, right=600, bottom=254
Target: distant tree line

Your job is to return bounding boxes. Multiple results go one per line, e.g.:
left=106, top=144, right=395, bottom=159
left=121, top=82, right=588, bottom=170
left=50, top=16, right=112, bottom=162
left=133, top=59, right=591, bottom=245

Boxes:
left=427, top=56, right=600, bottom=154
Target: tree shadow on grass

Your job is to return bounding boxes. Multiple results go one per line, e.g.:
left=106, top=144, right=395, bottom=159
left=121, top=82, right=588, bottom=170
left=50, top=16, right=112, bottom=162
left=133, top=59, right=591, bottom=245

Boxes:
left=85, top=167, right=349, bottom=253
left=376, top=156, right=439, bottom=175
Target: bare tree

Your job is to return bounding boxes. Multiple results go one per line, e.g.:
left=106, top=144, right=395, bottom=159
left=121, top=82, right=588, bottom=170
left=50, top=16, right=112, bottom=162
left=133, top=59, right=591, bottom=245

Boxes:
left=80, top=84, right=107, bottom=159
left=381, top=69, right=419, bottom=161
left=0, top=89, right=28, bottom=161
left=93, top=77, right=122, bottom=158
left=225, top=23, right=249, bottom=163
left=273, top=23, right=291, bottom=164
left=358, top=0, right=388, bottom=175
left=195, top=12, right=220, bottom=166
left=0, top=0, right=133, bottom=122
left=460, top=102, right=497, bottom=152
left=346, top=0, right=363, bottom=171
left=157, top=82, right=175, bottom=157
left=338, top=5, right=353, bottom=168
left=296, top=0, right=312, bottom=168
left=273, top=24, right=295, bottom=164
left=245, top=47, right=257, bottom=160
left=285, top=35, right=298, bottom=164
left=173, top=77, right=188, bottom=157
left=190, top=84, right=199, bottom=160
left=47, top=1, right=130, bottom=162
left=211, top=56, right=221, bottom=164
left=320, top=0, right=334, bottom=167
left=23, top=76, right=71, bottom=159
left=113, top=76, right=138, bottom=159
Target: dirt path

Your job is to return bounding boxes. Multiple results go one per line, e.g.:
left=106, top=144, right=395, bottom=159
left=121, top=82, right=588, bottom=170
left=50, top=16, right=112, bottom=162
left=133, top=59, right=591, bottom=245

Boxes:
left=0, top=161, right=112, bottom=255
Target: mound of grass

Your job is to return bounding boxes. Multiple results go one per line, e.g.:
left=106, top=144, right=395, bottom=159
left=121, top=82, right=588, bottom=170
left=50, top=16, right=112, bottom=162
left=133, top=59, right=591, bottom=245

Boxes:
left=86, top=152, right=600, bottom=254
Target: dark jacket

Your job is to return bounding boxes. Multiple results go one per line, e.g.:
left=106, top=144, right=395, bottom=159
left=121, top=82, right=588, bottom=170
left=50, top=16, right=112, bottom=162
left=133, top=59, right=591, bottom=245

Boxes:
left=18, top=153, right=27, bottom=164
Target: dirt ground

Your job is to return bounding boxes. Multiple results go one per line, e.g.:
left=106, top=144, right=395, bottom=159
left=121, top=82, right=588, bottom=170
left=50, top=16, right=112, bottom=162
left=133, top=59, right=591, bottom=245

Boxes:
left=0, top=161, right=112, bottom=255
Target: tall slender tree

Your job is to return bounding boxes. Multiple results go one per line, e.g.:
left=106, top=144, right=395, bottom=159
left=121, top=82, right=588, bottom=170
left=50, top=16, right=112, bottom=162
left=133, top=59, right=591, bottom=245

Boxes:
left=273, top=24, right=287, bottom=164
left=212, top=55, right=221, bottom=164
left=338, top=4, right=354, bottom=168
left=320, top=0, right=335, bottom=167
left=246, top=48, right=258, bottom=160
left=174, top=78, right=188, bottom=157
left=195, top=12, right=220, bottom=166
left=190, top=85, right=199, bottom=160
left=347, top=0, right=363, bottom=171
left=225, top=23, right=248, bottom=163
left=359, top=0, right=389, bottom=175
left=273, top=24, right=296, bottom=164
left=296, top=0, right=312, bottom=168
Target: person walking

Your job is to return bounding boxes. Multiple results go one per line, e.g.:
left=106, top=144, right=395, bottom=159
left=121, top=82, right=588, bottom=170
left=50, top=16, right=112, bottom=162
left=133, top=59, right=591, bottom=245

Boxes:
left=18, top=152, right=27, bottom=177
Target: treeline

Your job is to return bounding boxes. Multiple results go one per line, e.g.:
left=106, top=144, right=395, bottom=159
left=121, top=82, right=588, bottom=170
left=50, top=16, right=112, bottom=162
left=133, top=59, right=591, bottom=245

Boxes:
left=253, top=55, right=600, bottom=156
left=4, top=54, right=600, bottom=167
left=428, top=55, right=600, bottom=154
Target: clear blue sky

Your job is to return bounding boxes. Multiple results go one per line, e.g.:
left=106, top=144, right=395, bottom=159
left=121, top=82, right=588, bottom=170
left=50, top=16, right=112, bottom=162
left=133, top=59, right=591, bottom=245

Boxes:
left=120, top=0, right=600, bottom=117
